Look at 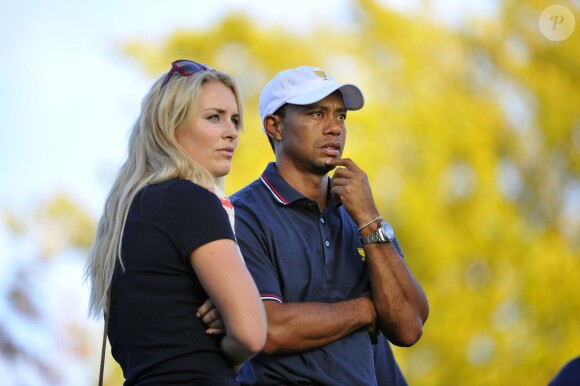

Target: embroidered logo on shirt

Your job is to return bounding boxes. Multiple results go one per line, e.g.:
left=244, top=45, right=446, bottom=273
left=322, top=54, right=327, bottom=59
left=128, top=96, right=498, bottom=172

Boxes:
left=357, top=247, right=366, bottom=262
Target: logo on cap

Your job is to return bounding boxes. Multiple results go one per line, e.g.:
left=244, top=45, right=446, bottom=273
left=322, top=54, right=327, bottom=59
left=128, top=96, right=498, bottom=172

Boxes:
left=314, top=70, right=329, bottom=80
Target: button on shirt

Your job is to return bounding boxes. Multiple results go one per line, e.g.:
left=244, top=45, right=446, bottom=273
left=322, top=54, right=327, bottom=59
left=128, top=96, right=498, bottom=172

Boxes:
left=232, top=162, right=404, bottom=386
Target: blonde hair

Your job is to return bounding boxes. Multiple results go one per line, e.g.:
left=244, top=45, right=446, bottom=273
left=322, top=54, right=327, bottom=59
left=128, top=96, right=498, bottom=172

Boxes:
left=84, top=66, right=243, bottom=319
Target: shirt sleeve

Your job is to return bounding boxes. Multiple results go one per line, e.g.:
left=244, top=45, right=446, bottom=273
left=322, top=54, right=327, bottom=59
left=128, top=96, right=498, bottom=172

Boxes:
left=392, top=237, right=404, bottom=259
left=234, top=202, right=284, bottom=303
left=373, top=333, right=408, bottom=386
left=163, top=180, right=235, bottom=263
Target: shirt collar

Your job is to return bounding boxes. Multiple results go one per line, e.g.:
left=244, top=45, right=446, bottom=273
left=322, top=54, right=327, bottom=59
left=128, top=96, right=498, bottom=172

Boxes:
left=259, top=162, right=340, bottom=209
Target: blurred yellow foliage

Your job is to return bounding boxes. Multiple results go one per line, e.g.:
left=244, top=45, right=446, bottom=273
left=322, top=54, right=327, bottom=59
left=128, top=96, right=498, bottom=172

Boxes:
left=35, top=194, right=96, bottom=256
left=117, top=0, right=579, bottom=384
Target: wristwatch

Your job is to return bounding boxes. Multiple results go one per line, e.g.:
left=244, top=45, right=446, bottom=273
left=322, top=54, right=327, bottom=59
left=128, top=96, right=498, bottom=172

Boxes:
left=359, top=221, right=395, bottom=245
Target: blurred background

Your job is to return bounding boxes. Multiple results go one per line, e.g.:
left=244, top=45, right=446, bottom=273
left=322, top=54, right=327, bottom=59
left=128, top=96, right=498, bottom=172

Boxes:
left=1, top=0, right=579, bottom=384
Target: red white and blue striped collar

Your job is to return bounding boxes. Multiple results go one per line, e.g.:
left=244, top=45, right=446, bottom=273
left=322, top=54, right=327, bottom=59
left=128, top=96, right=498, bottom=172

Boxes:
left=258, top=162, right=308, bottom=206
left=258, top=162, right=341, bottom=209
left=259, top=174, right=288, bottom=205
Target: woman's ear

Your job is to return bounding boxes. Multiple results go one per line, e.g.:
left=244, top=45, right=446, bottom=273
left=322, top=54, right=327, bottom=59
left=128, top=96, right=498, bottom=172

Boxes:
left=264, top=115, right=283, bottom=141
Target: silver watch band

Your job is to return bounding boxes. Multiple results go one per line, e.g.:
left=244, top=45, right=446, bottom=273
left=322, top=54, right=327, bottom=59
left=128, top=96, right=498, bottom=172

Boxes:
left=359, top=221, right=394, bottom=245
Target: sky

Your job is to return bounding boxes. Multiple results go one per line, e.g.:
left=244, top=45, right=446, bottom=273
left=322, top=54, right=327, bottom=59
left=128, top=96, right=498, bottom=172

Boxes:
left=0, top=0, right=502, bottom=218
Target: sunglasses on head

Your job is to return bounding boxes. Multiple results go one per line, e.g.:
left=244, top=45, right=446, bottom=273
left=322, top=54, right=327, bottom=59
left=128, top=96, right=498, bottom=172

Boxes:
left=160, top=60, right=211, bottom=89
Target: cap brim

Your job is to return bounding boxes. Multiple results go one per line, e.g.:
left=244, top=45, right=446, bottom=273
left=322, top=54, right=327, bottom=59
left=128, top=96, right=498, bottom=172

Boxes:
left=286, top=83, right=364, bottom=110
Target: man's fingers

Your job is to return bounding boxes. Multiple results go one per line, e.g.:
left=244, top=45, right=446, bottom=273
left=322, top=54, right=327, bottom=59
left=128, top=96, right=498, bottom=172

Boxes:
left=331, top=167, right=351, bottom=179
left=326, top=157, right=361, bottom=172
left=330, top=167, right=357, bottom=186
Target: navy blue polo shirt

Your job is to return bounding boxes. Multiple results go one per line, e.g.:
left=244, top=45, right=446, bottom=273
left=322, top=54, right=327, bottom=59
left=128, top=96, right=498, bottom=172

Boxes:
left=232, top=162, right=405, bottom=386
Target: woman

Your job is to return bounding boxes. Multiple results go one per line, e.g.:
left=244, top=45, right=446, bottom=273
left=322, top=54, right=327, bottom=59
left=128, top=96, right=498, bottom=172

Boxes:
left=84, top=60, right=267, bottom=385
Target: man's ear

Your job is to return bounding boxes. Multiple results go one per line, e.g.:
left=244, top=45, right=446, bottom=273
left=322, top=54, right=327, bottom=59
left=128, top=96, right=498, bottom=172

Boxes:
left=264, top=115, right=283, bottom=141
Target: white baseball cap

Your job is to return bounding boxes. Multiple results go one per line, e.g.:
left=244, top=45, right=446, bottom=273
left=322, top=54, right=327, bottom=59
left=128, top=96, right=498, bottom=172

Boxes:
left=259, top=66, right=365, bottom=124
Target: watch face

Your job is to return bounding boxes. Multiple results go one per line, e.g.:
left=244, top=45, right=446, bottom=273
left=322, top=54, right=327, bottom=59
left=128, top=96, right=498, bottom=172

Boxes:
left=381, top=222, right=395, bottom=241
left=361, top=221, right=395, bottom=245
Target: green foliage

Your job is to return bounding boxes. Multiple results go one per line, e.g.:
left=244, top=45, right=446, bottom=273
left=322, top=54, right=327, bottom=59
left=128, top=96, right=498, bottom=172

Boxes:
left=121, top=0, right=580, bottom=384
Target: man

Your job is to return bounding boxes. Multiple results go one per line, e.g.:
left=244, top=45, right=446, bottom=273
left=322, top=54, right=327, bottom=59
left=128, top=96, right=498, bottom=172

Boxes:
left=232, top=66, right=429, bottom=385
